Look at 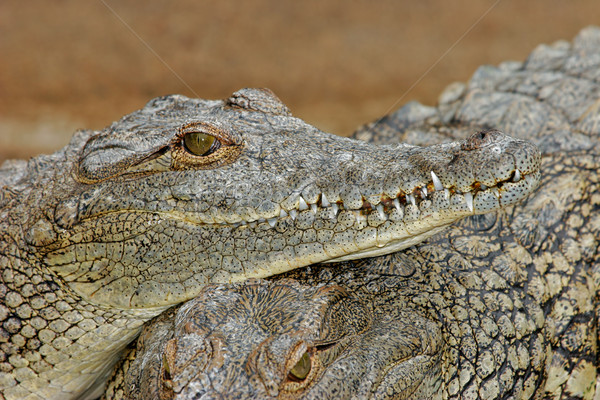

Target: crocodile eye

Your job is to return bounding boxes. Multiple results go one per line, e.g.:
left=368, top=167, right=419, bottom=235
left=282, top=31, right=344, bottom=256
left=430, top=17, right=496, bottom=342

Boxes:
left=171, top=122, right=242, bottom=170
left=288, top=352, right=311, bottom=380
left=183, top=132, right=220, bottom=156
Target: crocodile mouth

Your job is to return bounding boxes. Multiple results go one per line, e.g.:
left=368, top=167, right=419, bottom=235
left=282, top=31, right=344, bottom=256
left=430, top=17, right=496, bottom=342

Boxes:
left=222, top=167, right=539, bottom=229
left=76, top=166, right=536, bottom=231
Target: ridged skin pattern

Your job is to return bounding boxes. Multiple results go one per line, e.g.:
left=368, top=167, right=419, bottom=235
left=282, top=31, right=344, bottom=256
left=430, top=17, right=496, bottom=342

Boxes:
left=0, top=88, right=539, bottom=396
left=108, top=27, right=600, bottom=399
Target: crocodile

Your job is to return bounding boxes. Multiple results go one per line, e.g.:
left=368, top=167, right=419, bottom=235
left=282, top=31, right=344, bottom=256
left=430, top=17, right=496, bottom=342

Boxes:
left=0, top=81, right=539, bottom=399
left=107, top=26, right=600, bottom=399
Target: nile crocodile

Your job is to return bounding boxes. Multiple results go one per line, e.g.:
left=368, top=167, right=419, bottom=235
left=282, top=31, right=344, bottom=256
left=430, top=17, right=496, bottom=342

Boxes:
left=0, top=83, right=539, bottom=398
left=107, top=27, right=600, bottom=399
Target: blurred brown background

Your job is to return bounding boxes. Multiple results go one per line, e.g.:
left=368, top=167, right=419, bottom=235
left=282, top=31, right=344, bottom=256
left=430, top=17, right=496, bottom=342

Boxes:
left=1, top=0, right=599, bottom=161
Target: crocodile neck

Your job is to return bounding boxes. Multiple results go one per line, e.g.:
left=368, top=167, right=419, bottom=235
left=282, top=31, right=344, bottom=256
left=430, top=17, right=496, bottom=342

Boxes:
left=1, top=159, right=168, bottom=399
left=0, top=250, right=160, bottom=400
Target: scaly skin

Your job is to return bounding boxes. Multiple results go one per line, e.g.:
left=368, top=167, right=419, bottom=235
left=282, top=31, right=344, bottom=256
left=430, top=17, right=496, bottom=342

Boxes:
left=0, top=87, right=539, bottom=399
left=110, top=26, right=600, bottom=399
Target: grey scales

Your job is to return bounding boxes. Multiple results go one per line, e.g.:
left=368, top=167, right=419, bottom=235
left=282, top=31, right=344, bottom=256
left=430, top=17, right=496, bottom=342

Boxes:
left=105, top=27, right=600, bottom=400
left=0, top=66, right=540, bottom=399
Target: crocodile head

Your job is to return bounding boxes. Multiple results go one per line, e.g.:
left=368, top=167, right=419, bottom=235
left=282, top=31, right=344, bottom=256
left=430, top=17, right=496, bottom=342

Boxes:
left=21, top=88, right=540, bottom=309
left=123, top=277, right=443, bottom=399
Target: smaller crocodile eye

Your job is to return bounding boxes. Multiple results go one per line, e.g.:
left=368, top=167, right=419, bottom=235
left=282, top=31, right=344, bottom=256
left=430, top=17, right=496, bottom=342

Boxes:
left=289, top=352, right=311, bottom=380
left=183, top=132, right=219, bottom=156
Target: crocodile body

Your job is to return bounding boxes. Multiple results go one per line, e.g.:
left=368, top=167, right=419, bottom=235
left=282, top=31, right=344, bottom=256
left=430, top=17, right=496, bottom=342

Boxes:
left=110, top=27, right=600, bottom=399
left=0, top=84, right=539, bottom=399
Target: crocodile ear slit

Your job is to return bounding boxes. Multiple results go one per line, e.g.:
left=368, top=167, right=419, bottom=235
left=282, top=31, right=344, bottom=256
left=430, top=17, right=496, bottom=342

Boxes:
left=226, top=88, right=292, bottom=116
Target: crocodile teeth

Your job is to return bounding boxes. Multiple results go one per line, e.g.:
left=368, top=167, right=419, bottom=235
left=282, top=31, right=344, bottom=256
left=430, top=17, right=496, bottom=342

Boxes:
left=513, top=169, right=521, bottom=182
left=280, top=209, right=288, bottom=218
left=490, top=187, right=500, bottom=199
left=298, top=196, right=309, bottom=211
left=268, top=218, right=277, bottom=227
left=321, top=193, right=330, bottom=207
left=310, top=203, right=317, bottom=214
left=464, top=192, right=474, bottom=212
left=406, top=194, right=416, bottom=206
left=289, top=209, right=298, bottom=220
left=421, top=187, right=428, bottom=198
left=431, top=171, right=444, bottom=191
left=480, top=183, right=488, bottom=190
left=376, top=204, right=386, bottom=220
left=393, top=198, right=401, bottom=212
left=331, top=203, right=339, bottom=217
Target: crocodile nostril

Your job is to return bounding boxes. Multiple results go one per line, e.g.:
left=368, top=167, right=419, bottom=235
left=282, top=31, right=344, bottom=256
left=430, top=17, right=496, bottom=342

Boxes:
left=462, top=128, right=503, bottom=150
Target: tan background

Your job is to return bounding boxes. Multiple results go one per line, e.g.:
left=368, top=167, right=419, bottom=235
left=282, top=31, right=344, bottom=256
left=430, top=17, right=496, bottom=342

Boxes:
left=1, top=0, right=599, bottom=161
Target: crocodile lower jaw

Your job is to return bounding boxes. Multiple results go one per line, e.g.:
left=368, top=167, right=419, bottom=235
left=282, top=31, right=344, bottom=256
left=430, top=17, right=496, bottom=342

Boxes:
left=326, top=224, right=451, bottom=262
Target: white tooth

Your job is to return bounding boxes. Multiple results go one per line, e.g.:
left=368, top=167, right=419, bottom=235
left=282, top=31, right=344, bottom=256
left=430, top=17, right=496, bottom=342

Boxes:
left=480, top=183, right=488, bottom=190
left=240, top=221, right=247, bottom=226
left=289, top=209, right=298, bottom=220
left=298, top=196, right=309, bottom=211
left=258, top=218, right=266, bottom=223
left=431, top=171, right=444, bottom=191
left=464, top=192, right=474, bottom=212
left=406, top=194, right=416, bottom=206
left=356, top=212, right=366, bottom=223
left=444, top=188, right=450, bottom=199
left=321, top=193, right=330, bottom=207
left=268, top=218, right=277, bottom=227
left=393, top=198, right=401, bottom=212
left=512, top=169, right=521, bottom=182
left=490, top=187, right=500, bottom=198
left=331, top=203, right=339, bottom=217
left=311, top=203, right=317, bottom=214
left=376, top=204, right=386, bottom=220
left=279, top=209, right=288, bottom=218
left=422, top=187, right=428, bottom=198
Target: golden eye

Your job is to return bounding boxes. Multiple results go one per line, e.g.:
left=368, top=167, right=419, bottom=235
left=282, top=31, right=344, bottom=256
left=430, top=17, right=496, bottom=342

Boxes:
left=162, top=353, right=171, bottom=378
left=183, top=132, right=219, bottom=156
left=288, top=352, right=311, bottom=380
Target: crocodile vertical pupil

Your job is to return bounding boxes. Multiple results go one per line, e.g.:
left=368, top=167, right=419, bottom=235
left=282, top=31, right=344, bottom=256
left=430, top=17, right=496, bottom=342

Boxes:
left=289, top=352, right=311, bottom=380
left=184, top=132, right=217, bottom=156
